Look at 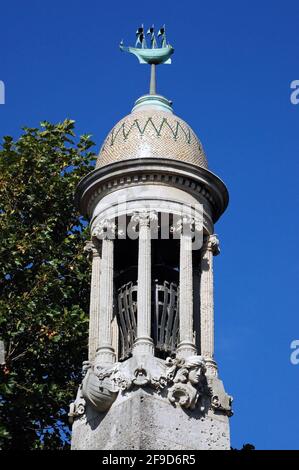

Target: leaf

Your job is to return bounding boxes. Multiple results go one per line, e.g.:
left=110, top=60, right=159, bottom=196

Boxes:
left=0, top=120, right=95, bottom=450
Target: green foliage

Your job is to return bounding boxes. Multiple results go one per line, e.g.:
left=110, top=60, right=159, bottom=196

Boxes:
left=0, top=120, right=96, bottom=449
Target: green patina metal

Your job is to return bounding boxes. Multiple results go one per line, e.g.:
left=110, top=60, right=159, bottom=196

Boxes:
left=120, top=25, right=174, bottom=95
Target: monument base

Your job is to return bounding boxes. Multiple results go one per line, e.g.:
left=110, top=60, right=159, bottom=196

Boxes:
left=71, top=387, right=230, bottom=450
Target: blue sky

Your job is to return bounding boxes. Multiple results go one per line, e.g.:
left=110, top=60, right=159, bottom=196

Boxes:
left=1, top=0, right=299, bottom=450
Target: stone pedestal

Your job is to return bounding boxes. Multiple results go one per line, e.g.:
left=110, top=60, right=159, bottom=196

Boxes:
left=71, top=387, right=230, bottom=450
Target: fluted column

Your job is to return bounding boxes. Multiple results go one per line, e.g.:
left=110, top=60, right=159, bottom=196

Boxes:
left=200, top=234, right=220, bottom=376
left=132, top=210, right=157, bottom=355
left=84, top=239, right=101, bottom=363
left=93, top=220, right=116, bottom=365
left=175, top=216, right=197, bottom=358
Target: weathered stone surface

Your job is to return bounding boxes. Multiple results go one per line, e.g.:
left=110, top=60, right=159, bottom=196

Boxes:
left=71, top=388, right=230, bottom=450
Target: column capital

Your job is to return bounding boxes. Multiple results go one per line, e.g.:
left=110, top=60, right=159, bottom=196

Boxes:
left=84, top=239, right=101, bottom=260
left=203, top=234, right=220, bottom=256
left=131, top=210, right=158, bottom=229
left=92, top=219, right=117, bottom=240
left=171, top=215, right=202, bottom=236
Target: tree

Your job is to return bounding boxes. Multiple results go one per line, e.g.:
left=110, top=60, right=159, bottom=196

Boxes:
left=0, top=120, right=96, bottom=449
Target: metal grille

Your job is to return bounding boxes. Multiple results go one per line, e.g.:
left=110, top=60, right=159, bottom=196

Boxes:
left=154, top=281, right=179, bottom=354
left=116, top=281, right=179, bottom=360
left=117, top=282, right=138, bottom=360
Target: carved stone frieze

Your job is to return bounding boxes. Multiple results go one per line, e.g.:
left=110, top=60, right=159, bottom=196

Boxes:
left=71, top=355, right=208, bottom=415
left=70, top=354, right=233, bottom=420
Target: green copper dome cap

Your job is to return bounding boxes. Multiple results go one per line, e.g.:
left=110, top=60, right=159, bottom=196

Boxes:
left=132, top=94, right=173, bottom=113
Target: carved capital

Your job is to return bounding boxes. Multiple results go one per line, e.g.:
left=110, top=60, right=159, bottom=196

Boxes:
left=84, top=239, right=101, bottom=260
left=92, top=219, right=117, bottom=240
left=131, top=209, right=158, bottom=227
left=204, top=234, right=220, bottom=256
left=171, top=216, right=202, bottom=236
left=131, top=210, right=158, bottom=231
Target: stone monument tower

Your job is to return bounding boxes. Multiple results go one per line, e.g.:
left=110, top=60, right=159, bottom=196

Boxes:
left=70, top=26, right=232, bottom=450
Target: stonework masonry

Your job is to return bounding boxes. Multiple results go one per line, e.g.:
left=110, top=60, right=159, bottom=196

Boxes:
left=70, top=30, right=232, bottom=450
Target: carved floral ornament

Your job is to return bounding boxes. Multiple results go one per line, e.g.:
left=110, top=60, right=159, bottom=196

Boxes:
left=92, top=219, right=117, bottom=240
left=170, top=215, right=202, bottom=237
left=88, top=212, right=206, bottom=244
left=69, top=355, right=233, bottom=422
left=130, top=209, right=158, bottom=231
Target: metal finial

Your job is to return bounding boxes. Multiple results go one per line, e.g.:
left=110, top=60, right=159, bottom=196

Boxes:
left=120, top=24, right=174, bottom=95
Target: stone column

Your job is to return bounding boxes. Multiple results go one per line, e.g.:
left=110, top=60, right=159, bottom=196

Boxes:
left=93, top=220, right=116, bottom=365
left=200, top=234, right=220, bottom=376
left=175, top=216, right=197, bottom=358
left=84, top=239, right=101, bottom=363
left=132, top=210, right=157, bottom=355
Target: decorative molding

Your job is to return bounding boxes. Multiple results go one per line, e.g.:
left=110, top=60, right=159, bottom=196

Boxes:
left=170, top=215, right=202, bottom=236
left=70, top=356, right=233, bottom=421
left=87, top=172, right=215, bottom=217
left=74, top=159, right=229, bottom=226
left=68, top=361, right=90, bottom=423
left=205, top=234, right=220, bottom=256
left=84, top=239, right=101, bottom=260
left=101, top=117, right=198, bottom=149
left=167, top=356, right=207, bottom=410
left=74, top=355, right=209, bottom=415
left=208, top=376, right=233, bottom=417
left=131, top=209, right=158, bottom=230
left=92, top=219, right=117, bottom=240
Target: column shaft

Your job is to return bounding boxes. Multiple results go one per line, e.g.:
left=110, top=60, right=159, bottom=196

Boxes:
left=134, top=213, right=154, bottom=355
left=200, top=235, right=219, bottom=376
left=88, top=248, right=101, bottom=362
left=178, top=231, right=196, bottom=358
left=96, top=237, right=115, bottom=365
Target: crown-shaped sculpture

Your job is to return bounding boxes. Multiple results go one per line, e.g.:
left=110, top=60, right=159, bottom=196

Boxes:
left=120, top=25, right=174, bottom=94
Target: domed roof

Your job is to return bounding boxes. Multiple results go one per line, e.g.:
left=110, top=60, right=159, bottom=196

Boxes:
left=95, top=95, right=208, bottom=170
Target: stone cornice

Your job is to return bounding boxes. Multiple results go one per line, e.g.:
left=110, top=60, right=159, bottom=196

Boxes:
left=75, top=159, right=229, bottom=223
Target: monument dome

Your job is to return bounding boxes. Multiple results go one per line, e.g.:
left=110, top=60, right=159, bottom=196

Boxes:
left=96, top=94, right=208, bottom=170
